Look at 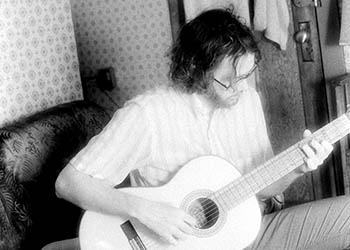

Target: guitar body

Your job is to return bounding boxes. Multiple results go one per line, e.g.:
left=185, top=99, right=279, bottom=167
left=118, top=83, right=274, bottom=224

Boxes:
left=79, top=156, right=262, bottom=250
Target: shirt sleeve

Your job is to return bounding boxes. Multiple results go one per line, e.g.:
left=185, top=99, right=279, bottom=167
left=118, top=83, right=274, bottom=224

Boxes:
left=69, top=101, right=152, bottom=186
left=261, top=194, right=284, bottom=214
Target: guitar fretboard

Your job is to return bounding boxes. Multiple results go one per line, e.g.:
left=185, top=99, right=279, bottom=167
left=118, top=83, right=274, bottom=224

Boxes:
left=213, top=113, right=350, bottom=211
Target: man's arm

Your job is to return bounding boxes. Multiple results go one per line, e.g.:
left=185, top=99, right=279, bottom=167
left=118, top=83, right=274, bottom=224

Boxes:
left=55, top=163, right=136, bottom=216
left=55, top=164, right=196, bottom=245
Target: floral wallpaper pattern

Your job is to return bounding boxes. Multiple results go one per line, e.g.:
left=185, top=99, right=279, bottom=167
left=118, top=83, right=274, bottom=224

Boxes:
left=70, top=0, right=173, bottom=106
left=0, top=0, right=83, bottom=127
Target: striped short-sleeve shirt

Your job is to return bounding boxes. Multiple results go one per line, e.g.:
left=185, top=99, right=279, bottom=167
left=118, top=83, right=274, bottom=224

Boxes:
left=69, top=85, right=274, bottom=187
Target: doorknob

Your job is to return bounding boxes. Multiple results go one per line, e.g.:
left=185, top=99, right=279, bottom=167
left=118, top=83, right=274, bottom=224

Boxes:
left=294, top=30, right=310, bottom=44
left=293, top=0, right=322, bottom=8
left=294, top=22, right=314, bottom=62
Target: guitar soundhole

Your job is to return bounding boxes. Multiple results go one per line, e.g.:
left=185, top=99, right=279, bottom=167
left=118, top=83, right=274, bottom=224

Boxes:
left=188, top=198, right=219, bottom=230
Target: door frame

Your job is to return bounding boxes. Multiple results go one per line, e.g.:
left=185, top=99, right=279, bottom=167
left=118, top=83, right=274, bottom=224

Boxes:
left=292, top=0, right=347, bottom=198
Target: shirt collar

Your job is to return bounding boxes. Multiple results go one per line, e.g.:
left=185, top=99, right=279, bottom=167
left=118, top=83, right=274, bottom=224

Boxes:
left=192, top=93, right=214, bottom=118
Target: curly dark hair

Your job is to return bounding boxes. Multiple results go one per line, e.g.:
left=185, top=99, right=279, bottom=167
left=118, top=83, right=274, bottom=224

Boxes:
left=168, top=7, right=260, bottom=93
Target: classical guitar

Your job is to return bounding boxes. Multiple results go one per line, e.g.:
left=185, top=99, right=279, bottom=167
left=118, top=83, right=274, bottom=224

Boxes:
left=79, top=112, right=350, bottom=250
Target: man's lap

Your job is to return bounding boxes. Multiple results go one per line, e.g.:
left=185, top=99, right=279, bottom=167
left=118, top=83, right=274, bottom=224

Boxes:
left=246, top=195, right=350, bottom=250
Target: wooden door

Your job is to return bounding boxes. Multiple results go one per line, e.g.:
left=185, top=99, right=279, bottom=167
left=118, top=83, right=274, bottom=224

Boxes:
left=260, top=0, right=347, bottom=206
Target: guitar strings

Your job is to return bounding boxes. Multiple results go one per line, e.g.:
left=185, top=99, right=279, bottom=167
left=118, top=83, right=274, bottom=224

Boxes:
left=187, top=194, right=232, bottom=229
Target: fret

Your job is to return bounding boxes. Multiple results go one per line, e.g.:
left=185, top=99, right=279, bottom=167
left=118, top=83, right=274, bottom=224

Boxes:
left=279, top=157, right=292, bottom=176
left=333, top=117, right=346, bottom=136
left=226, top=187, right=238, bottom=205
left=295, top=144, right=307, bottom=160
left=287, top=147, right=305, bottom=171
left=258, top=165, right=271, bottom=183
left=212, top=191, right=230, bottom=211
left=331, top=116, right=350, bottom=142
left=258, top=163, right=276, bottom=185
left=224, top=187, right=237, bottom=204
left=288, top=146, right=303, bottom=167
left=236, top=179, right=251, bottom=197
left=341, top=121, right=350, bottom=136
left=216, top=188, right=234, bottom=210
left=313, top=116, right=345, bottom=143
left=242, top=168, right=275, bottom=194
left=256, top=167, right=269, bottom=186
left=227, top=183, right=246, bottom=207
left=255, top=166, right=271, bottom=187
left=231, top=181, right=252, bottom=207
left=243, top=172, right=259, bottom=192
left=217, top=178, right=254, bottom=209
left=268, top=153, right=290, bottom=178
left=319, top=126, right=332, bottom=142
left=249, top=169, right=266, bottom=190
left=328, top=121, right=342, bottom=143
left=261, top=157, right=278, bottom=176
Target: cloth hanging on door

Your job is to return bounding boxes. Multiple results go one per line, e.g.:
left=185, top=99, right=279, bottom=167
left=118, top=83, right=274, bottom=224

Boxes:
left=183, top=0, right=251, bottom=27
left=340, top=0, right=350, bottom=45
left=182, top=0, right=290, bottom=50
left=253, top=0, right=290, bottom=50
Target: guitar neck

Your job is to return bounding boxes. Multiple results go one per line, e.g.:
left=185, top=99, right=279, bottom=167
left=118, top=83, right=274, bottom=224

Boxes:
left=213, top=113, right=350, bottom=211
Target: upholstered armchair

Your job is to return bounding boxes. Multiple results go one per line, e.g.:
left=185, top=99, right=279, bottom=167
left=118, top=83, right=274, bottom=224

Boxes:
left=0, top=101, right=111, bottom=250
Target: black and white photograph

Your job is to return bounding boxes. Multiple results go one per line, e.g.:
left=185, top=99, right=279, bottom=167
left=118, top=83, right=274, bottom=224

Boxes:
left=1, top=0, right=350, bottom=249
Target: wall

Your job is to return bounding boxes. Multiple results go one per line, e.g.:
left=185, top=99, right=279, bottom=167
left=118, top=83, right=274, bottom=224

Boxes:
left=344, top=47, right=350, bottom=73
left=0, top=0, right=83, bottom=127
left=338, top=0, right=350, bottom=73
left=70, top=0, right=173, bottom=107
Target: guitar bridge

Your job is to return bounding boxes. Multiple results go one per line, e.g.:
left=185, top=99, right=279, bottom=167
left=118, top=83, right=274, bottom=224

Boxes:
left=120, top=220, right=147, bottom=250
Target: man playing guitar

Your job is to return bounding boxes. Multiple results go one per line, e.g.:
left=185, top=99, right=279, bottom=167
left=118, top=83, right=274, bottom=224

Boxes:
left=54, top=7, right=349, bottom=250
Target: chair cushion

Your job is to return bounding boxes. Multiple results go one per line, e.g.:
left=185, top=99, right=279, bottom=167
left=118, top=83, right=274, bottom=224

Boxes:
left=0, top=101, right=111, bottom=250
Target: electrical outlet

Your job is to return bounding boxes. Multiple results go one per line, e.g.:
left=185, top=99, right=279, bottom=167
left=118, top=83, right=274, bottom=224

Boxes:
left=97, top=67, right=117, bottom=90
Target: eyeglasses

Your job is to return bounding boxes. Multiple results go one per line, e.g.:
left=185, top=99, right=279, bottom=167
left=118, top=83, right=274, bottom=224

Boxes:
left=214, top=63, right=258, bottom=90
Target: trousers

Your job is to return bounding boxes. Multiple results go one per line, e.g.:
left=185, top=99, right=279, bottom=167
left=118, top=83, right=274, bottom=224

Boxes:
left=43, top=196, right=350, bottom=250
left=246, top=195, right=350, bottom=250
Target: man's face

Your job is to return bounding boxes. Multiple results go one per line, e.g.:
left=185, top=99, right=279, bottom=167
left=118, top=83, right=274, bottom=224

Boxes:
left=209, top=53, right=256, bottom=108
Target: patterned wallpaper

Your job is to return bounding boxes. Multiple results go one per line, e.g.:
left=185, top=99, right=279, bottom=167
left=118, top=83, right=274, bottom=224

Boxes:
left=68, top=0, right=350, bottom=109
left=0, top=0, right=83, bottom=127
left=70, top=0, right=173, bottom=107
